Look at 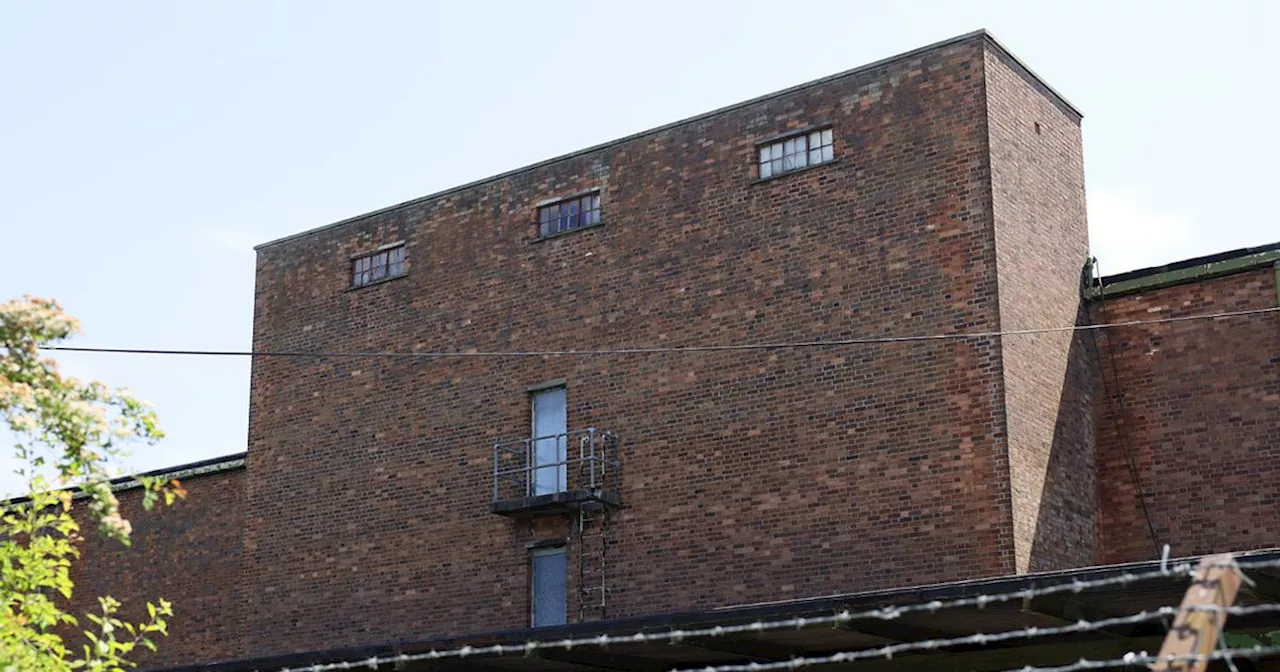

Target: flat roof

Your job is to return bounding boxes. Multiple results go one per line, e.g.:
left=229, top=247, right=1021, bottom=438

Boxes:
left=1, top=452, right=246, bottom=506
left=98, top=451, right=246, bottom=494
left=255, top=30, right=1079, bottom=252
left=1093, top=241, right=1280, bottom=298
left=148, top=547, right=1280, bottom=672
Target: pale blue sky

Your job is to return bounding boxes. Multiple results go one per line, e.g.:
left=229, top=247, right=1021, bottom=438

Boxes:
left=1, top=0, right=1276, bottom=482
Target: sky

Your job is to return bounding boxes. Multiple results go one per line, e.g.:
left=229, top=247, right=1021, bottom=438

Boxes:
left=1, top=0, right=1276, bottom=484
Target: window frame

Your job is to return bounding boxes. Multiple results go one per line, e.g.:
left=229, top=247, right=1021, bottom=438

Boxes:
left=537, top=190, right=602, bottom=239
left=530, top=545, right=568, bottom=627
left=350, top=243, right=407, bottom=289
left=755, top=127, right=835, bottom=180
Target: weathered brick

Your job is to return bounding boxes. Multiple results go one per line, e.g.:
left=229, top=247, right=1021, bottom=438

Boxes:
left=236, top=32, right=1085, bottom=660
left=1093, top=268, right=1280, bottom=564
left=68, top=464, right=246, bottom=665
left=984, top=48, right=1095, bottom=573
left=61, top=31, right=1235, bottom=669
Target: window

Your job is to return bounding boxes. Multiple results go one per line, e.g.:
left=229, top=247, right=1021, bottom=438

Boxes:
left=757, top=128, right=834, bottom=179
left=351, top=245, right=406, bottom=288
left=531, top=387, right=567, bottom=496
left=539, top=193, right=601, bottom=237
left=531, top=546, right=567, bottom=627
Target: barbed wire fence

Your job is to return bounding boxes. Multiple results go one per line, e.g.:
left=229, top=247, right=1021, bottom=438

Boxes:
left=270, top=552, right=1280, bottom=672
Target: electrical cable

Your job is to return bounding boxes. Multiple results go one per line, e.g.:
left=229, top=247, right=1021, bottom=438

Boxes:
left=36, top=306, right=1280, bottom=360
left=1086, top=257, right=1163, bottom=557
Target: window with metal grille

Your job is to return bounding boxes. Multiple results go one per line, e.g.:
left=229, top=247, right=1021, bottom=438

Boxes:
left=757, top=128, right=834, bottom=179
left=351, top=245, right=406, bottom=288
left=538, top=192, right=601, bottom=237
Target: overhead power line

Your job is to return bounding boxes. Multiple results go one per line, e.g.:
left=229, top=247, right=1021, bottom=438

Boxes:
left=1090, top=257, right=1164, bottom=557
left=38, top=306, right=1280, bottom=360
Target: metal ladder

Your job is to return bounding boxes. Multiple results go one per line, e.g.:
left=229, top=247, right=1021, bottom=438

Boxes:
left=577, top=501, right=610, bottom=622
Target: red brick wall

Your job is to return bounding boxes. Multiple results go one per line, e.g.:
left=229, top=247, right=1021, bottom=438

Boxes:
left=67, top=466, right=246, bottom=667
left=44, top=32, right=1280, bottom=670
left=1093, top=268, right=1280, bottom=564
left=983, top=48, right=1095, bottom=573
left=242, top=35, right=1061, bottom=658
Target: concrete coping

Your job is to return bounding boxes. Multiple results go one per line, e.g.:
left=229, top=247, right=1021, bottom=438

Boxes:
left=1, top=452, right=247, bottom=505
left=254, top=30, right=1077, bottom=253
left=1087, top=241, right=1280, bottom=300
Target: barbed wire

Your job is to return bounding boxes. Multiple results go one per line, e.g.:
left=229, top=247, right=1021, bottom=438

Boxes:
left=274, top=602, right=1280, bottom=672
left=681, top=644, right=1280, bottom=672
left=1002, top=644, right=1280, bottom=672
left=671, top=604, right=1280, bottom=672
left=275, top=560, right=1217, bottom=672
left=42, top=305, right=1280, bottom=360
left=667, top=608, right=1179, bottom=672
left=1216, top=602, right=1280, bottom=617
left=268, top=555, right=1280, bottom=671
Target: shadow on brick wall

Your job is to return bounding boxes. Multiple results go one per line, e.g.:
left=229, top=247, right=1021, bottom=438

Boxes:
left=1028, top=304, right=1100, bottom=573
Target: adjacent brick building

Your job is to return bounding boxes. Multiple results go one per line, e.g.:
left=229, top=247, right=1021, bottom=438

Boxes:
left=1090, top=247, right=1280, bottom=564
left=67, top=456, right=246, bottom=661
left=58, top=30, right=1278, bottom=671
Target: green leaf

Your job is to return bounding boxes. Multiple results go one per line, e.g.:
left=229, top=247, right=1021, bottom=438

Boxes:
left=1223, top=632, right=1262, bottom=647
left=0, top=296, right=176, bottom=670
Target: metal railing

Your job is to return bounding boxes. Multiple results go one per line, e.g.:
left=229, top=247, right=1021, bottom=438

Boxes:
left=492, top=428, right=621, bottom=503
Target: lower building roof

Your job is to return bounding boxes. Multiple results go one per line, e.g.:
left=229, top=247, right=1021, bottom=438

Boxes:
left=1090, top=241, right=1280, bottom=299
left=150, top=547, right=1280, bottom=672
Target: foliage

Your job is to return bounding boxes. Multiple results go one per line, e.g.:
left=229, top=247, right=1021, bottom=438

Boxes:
left=1, top=297, right=186, bottom=671
left=1223, top=630, right=1280, bottom=648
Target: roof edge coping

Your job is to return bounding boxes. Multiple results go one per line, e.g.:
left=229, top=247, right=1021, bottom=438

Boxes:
left=1087, top=241, right=1280, bottom=299
left=1, top=452, right=247, bottom=505
left=979, top=32, right=1082, bottom=120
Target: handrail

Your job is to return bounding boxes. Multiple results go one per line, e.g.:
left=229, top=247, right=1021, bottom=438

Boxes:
left=491, top=428, right=621, bottom=503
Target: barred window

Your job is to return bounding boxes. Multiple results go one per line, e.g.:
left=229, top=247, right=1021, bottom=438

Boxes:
left=758, top=128, right=834, bottom=179
left=351, top=245, right=405, bottom=288
left=539, top=193, right=601, bottom=237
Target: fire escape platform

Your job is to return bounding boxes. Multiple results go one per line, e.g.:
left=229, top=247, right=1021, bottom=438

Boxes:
left=490, top=428, right=622, bottom=519
left=490, top=489, right=621, bottom=518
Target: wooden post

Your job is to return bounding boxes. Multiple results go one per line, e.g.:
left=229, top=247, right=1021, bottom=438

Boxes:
left=1151, top=553, right=1243, bottom=672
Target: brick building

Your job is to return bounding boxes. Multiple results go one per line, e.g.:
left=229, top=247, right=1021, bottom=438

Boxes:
left=62, top=30, right=1279, bottom=671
